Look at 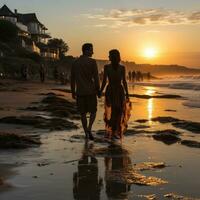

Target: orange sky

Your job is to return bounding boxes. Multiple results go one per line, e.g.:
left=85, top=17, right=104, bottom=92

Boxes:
left=4, top=0, right=200, bottom=67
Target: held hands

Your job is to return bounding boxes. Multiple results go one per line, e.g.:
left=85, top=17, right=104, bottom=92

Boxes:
left=125, top=93, right=129, bottom=100
left=97, top=90, right=102, bottom=98
left=72, top=93, right=76, bottom=100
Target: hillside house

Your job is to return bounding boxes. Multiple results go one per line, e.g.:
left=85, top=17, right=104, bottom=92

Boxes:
left=0, top=5, right=59, bottom=60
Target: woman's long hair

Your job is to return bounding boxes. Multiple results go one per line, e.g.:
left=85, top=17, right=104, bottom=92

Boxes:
left=109, top=49, right=121, bottom=70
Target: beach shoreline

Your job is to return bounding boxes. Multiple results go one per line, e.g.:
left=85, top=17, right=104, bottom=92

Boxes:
left=0, top=79, right=200, bottom=199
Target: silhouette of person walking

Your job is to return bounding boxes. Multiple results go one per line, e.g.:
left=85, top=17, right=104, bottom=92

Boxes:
left=128, top=71, right=132, bottom=82
left=21, top=64, right=29, bottom=81
left=71, top=43, right=100, bottom=140
left=39, top=63, right=46, bottom=83
left=147, top=72, right=151, bottom=81
left=100, top=49, right=131, bottom=139
left=131, top=71, right=136, bottom=82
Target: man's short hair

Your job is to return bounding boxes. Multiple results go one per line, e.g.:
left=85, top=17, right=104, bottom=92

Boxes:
left=82, top=43, right=93, bottom=52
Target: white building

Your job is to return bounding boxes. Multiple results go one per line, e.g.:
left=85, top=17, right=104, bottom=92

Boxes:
left=0, top=5, right=59, bottom=60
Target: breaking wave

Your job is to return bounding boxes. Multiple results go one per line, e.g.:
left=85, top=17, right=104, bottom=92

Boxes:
left=133, top=78, right=200, bottom=91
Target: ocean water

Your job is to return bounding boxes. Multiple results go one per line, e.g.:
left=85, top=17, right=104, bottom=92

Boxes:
left=133, top=76, right=200, bottom=109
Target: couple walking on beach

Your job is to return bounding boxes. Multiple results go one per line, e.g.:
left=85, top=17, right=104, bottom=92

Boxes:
left=71, top=43, right=131, bottom=140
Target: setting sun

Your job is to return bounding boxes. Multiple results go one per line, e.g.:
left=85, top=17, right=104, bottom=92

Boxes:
left=144, top=47, right=158, bottom=59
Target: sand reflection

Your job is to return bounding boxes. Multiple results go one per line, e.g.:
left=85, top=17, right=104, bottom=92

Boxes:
left=104, top=145, right=132, bottom=199
left=73, top=143, right=132, bottom=200
left=73, top=142, right=103, bottom=200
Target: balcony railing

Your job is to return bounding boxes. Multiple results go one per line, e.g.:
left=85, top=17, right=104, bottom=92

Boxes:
left=16, top=22, right=28, bottom=32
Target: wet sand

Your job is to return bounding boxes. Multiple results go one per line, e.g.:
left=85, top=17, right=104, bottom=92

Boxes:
left=0, top=80, right=200, bottom=200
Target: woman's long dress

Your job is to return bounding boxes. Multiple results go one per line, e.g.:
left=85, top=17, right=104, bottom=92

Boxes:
left=104, top=64, right=131, bottom=138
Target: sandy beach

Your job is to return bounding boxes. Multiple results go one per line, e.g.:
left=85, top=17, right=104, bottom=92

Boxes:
left=0, top=79, right=200, bottom=200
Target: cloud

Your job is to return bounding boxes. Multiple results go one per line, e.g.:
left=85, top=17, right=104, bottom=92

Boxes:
left=86, top=9, right=200, bottom=27
left=94, top=24, right=108, bottom=27
left=146, top=30, right=161, bottom=33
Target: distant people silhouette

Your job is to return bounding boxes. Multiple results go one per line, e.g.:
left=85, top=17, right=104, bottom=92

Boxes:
left=71, top=43, right=100, bottom=140
left=131, top=71, right=136, bottom=82
left=53, top=65, right=59, bottom=83
left=147, top=72, right=151, bottom=81
left=39, top=63, right=46, bottom=83
left=136, top=71, right=142, bottom=82
left=73, top=142, right=103, bottom=200
left=100, top=49, right=131, bottom=139
left=139, top=71, right=143, bottom=82
left=128, top=71, right=132, bottom=82
left=21, top=64, right=29, bottom=81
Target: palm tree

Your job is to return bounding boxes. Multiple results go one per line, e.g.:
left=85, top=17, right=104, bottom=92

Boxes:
left=47, top=38, right=69, bottom=59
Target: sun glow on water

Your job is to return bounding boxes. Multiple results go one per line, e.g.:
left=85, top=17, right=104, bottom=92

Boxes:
left=145, top=87, right=156, bottom=124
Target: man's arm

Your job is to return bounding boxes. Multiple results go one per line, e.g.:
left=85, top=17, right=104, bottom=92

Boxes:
left=70, top=65, right=76, bottom=99
left=100, top=65, right=107, bottom=94
left=93, top=60, right=100, bottom=95
left=122, top=66, right=129, bottom=97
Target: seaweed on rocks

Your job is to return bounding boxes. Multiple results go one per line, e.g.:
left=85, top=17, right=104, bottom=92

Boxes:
left=52, top=88, right=71, bottom=93
left=26, top=94, right=80, bottom=120
left=181, top=140, right=200, bottom=148
left=135, top=119, right=149, bottom=123
left=152, top=129, right=181, bottom=145
left=152, top=116, right=180, bottom=123
left=38, top=92, right=64, bottom=97
left=0, top=116, right=78, bottom=131
left=0, top=132, right=41, bottom=149
left=150, top=117, right=200, bottom=134
left=129, top=94, right=182, bottom=99
left=165, top=109, right=177, bottom=112
left=124, top=129, right=148, bottom=136
left=172, top=121, right=200, bottom=134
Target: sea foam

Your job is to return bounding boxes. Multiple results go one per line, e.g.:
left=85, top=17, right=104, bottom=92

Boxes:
left=133, top=78, right=200, bottom=91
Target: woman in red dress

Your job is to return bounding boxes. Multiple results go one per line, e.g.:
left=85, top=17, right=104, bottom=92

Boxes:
left=100, top=49, right=132, bottom=139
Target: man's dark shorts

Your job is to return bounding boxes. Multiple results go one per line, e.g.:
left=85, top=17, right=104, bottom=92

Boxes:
left=77, top=94, right=97, bottom=114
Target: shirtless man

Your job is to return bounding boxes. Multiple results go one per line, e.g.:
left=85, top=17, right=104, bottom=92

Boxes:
left=71, top=43, right=100, bottom=140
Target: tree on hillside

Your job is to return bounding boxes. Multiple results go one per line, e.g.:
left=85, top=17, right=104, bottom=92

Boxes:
left=47, top=38, right=69, bottom=59
left=0, top=20, right=18, bottom=42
